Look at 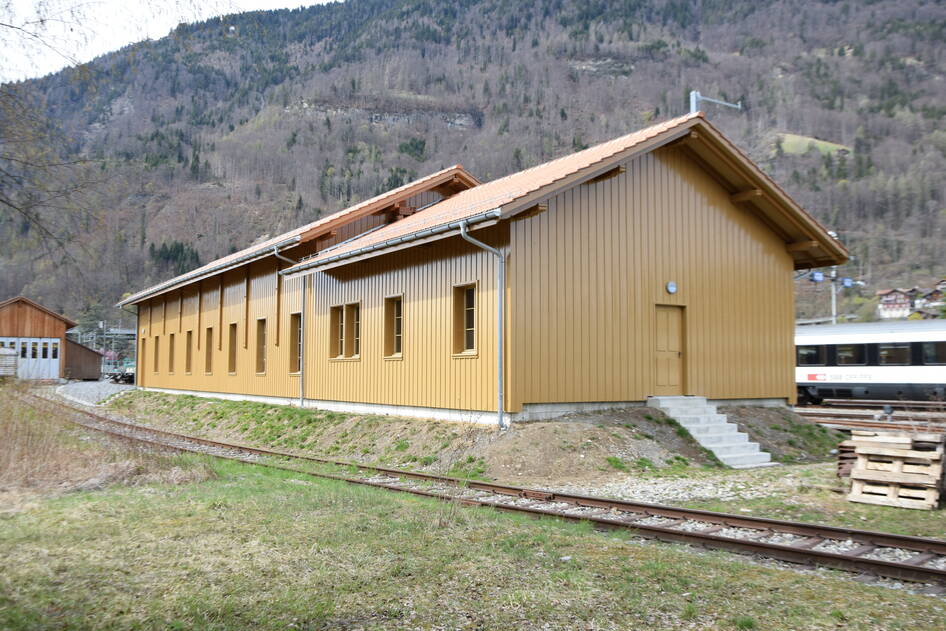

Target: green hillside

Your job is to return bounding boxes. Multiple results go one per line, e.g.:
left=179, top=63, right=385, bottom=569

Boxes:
left=1, top=0, right=944, bottom=322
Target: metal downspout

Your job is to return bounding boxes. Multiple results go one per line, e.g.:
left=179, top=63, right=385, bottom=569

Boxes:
left=273, top=247, right=305, bottom=407
left=459, top=221, right=507, bottom=430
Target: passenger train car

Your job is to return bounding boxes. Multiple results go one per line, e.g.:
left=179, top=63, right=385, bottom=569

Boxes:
left=795, top=320, right=946, bottom=404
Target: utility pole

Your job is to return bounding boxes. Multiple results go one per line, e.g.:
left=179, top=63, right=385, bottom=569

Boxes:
left=830, top=266, right=838, bottom=325
left=689, top=90, right=742, bottom=115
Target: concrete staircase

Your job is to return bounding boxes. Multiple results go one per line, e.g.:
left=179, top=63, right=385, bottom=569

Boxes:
left=646, top=396, right=774, bottom=468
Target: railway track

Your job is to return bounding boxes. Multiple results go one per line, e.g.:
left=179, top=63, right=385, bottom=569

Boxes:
left=820, top=399, right=946, bottom=411
left=795, top=406, right=946, bottom=432
left=16, top=391, right=946, bottom=589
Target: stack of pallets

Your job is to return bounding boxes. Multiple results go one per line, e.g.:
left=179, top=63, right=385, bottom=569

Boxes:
left=837, top=440, right=857, bottom=478
left=847, top=430, right=945, bottom=510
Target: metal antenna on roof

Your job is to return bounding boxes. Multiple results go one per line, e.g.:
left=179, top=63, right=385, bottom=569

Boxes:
left=689, top=90, right=742, bottom=115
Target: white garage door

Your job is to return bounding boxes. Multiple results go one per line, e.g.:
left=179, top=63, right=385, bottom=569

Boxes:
left=0, top=337, right=61, bottom=380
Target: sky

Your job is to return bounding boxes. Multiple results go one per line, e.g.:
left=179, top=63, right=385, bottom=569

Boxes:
left=0, top=0, right=333, bottom=82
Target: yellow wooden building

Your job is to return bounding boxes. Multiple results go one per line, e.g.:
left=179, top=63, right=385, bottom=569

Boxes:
left=119, top=113, right=847, bottom=425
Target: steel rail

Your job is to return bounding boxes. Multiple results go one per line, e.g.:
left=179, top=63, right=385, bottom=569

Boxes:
left=17, top=391, right=946, bottom=587
left=819, top=399, right=946, bottom=411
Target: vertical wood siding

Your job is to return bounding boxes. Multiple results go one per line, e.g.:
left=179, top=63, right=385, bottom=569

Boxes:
left=137, top=227, right=505, bottom=412
left=0, top=301, right=69, bottom=378
left=509, top=146, right=795, bottom=408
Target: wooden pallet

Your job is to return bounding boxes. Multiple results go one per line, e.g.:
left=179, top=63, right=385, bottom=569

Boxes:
left=848, top=479, right=940, bottom=510
left=845, top=430, right=944, bottom=510
left=837, top=440, right=856, bottom=478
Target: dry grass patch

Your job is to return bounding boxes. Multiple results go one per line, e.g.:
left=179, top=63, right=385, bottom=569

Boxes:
left=1, top=459, right=944, bottom=630
left=1, top=388, right=214, bottom=513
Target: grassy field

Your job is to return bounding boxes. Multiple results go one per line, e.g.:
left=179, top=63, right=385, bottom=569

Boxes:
left=778, top=133, right=851, bottom=156
left=2, top=452, right=946, bottom=630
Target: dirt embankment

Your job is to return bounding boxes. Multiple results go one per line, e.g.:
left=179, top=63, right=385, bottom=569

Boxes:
left=109, top=392, right=725, bottom=485
left=721, top=406, right=846, bottom=464
left=108, top=392, right=842, bottom=486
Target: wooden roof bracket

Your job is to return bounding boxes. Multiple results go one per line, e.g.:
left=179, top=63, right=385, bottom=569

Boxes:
left=513, top=203, right=548, bottom=221
left=786, top=240, right=820, bottom=253
left=583, top=165, right=626, bottom=185
left=731, top=189, right=763, bottom=204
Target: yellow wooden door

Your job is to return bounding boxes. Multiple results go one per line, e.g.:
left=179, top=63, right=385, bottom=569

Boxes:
left=654, top=305, right=684, bottom=395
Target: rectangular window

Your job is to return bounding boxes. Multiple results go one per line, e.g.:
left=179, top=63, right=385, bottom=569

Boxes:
left=41, top=342, right=49, bottom=359
left=256, top=319, right=267, bottom=374
left=330, top=303, right=360, bottom=358
left=153, top=336, right=160, bottom=372
left=140, top=338, right=146, bottom=372
left=878, top=343, right=911, bottom=365
left=330, top=306, right=344, bottom=358
left=31, top=342, right=38, bottom=359
left=797, top=345, right=824, bottom=366
left=835, top=344, right=866, bottom=365
left=345, top=303, right=360, bottom=357
left=21, top=343, right=27, bottom=359
left=51, top=342, right=59, bottom=359
left=289, top=313, right=302, bottom=373
left=384, top=296, right=403, bottom=357
left=228, top=323, right=238, bottom=373
left=453, top=284, right=476, bottom=354
left=205, top=328, right=213, bottom=373
left=168, top=333, right=175, bottom=373
left=923, top=341, right=946, bottom=365
left=185, top=330, right=193, bottom=373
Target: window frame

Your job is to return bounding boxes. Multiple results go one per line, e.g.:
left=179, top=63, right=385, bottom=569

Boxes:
left=227, top=322, right=238, bottom=375
left=922, top=341, right=946, bottom=366
left=330, top=302, right=361, bottom=361
left=384, top=295, right=404, bottom=359
left=255, top=318, right=267, bottom=375
left=796, top=344, right=825, bottom=366
left=835, top=343, right=866, bottom=366
left=153, top=335, right=160, bottom=373
left=204, top=327, right=214, bottom=374
left=289, top=312, right=302, bottom=374
left=878, top=342, right=911, bottom=366
left=452, top=283, right=478, bottom=357
left=168, top=332, right=175, bottom=374
left=185, top=330, right=193, bottom=374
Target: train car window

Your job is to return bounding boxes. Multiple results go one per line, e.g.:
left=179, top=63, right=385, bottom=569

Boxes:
left=797, top=345, right=825, bottom=365
left=878, top=343, right=911, bottom=365
left=836, top=344, right=866, bottom=365
left=922, top=342, right=946, bottom=365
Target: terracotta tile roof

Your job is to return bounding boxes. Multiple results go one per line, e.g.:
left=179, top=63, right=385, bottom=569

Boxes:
left=118, top=164, right=478, bottom=306
left=287, top=112, right=701, bottom=272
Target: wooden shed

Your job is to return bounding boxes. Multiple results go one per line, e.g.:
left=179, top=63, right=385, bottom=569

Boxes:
left=0, top=296, right=101, bottom=380
left=118, top=113, right=847, bottom=424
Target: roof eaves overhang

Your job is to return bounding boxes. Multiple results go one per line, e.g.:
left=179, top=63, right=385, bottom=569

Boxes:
left=281, top=208, right=502, bottom=279
left=115, top=235, right=302, bottom=307
left=283, top=121, right=702, bottom=278
left=670, top=121, right=849, bottom=270
left=116, top=166, right=481, bottom=308
left=0, top=296, right=78, bottom=328
left=295, top=167, right=481, bottom=244
left=498, top=122, right=699, bottom=220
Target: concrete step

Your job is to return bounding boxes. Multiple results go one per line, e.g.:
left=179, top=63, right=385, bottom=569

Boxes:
left=646, top=398, right=774, bottom=469
left=674, top=414, right=727, bottom=426
left=718, top=451, right=772, bottom=467
left=686, top=422, right=740, bottom=436
left=711, top=441, right=761, bottom=456
left=698, top=432, right=749, bottom=446
left=647, top=396, right=708, bottom=406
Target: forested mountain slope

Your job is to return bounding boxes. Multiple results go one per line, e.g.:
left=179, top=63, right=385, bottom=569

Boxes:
left=2, top=0, right=944, bottom=322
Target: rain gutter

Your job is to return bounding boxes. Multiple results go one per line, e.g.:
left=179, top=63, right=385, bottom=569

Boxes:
left=459, top=220, right=507, bottom=431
